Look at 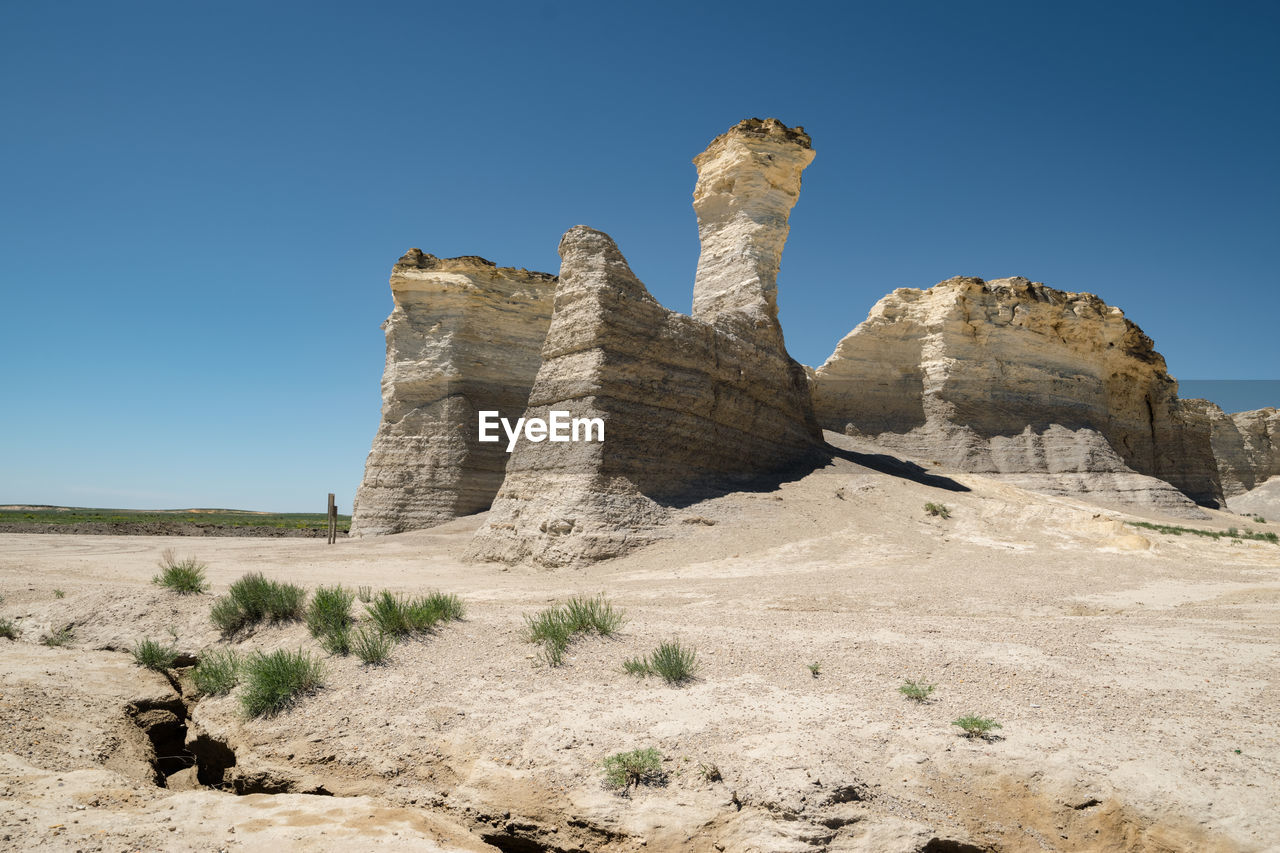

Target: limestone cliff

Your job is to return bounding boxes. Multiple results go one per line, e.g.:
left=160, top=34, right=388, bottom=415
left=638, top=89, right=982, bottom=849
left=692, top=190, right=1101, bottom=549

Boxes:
left=350, top=251, right=555, bottom=536
left=812, top=277, right=1221, bottom=515
left=1182, top=400, right=1280, bottom=498
left=468, top=119, right=821, bottom=565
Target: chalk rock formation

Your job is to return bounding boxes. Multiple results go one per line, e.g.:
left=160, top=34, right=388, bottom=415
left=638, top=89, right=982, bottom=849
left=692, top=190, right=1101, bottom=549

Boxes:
left=1182, top=400, right=1280, bottom=498
left=350, top=251, right=555, bottom=536
left=468, top=120, right=821, bottom=565
left=812, top=277, right=1220, bottom=515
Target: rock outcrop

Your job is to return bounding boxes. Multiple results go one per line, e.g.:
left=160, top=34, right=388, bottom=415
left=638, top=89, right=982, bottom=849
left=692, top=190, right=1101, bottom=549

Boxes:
left=811, top=277, right=1222, bottom=515
left=1181, top=400, right=1279, bottom=498
left=350, top=251, right=556, bottom=536
left=467, top=120, right=822, bottom=565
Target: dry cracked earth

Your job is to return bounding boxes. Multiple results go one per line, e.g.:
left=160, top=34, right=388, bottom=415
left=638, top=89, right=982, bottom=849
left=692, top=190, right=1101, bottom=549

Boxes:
left=1, top=434, right=1277, bottom=852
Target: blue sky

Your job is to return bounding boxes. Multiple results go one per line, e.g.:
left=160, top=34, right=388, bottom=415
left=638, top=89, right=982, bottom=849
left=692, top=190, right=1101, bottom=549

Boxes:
left=2, top=1, right=1276, bottom=511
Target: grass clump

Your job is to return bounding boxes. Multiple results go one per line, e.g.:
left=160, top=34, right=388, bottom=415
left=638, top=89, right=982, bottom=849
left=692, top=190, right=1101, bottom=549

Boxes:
left=807, top=661, right=822, bottom=678
left=351, top=627, right=394, bottom=665
left=602, top=747, right=664, bottom=792
left=321, top=625, right=352, bottom=656
left=0, top=618, right=20, bottom=640
left=953, top=714, right=1002, bottom=739
left=365, top=590, right=465, bottom=637
left=240, top=649, right=324, bottom=717
left=210, top=573, right=307, bottom=634
left=625, top=640, right=698, bottom=684
left=53, top=589, right=66, bottom=599
left=899, top=680, right=936, bottom=702
left=525, top=594, right=624, bottom=666
left=924, top=502, right=952, bottom=519
left=152, top=549, right=209, bottom=594
left=40, top=625, right=75, bottom=647
left=192, top=648, right=241, bottom=695
left=132, top=638, right=179, bottom=671
left=306, top=585, right=355, bottom=637
left=1129, top=521, right=1278, bottom=544
left=356, top=585, right=373, bottom=603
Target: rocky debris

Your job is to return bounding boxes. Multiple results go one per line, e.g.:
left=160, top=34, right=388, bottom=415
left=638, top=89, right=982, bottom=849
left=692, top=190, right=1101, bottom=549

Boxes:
left=1183, top=400, right=1280, bottom=497
left=351, top=251, right=556, bottom=536
left=467, top=119, right=821, bottom=566
left=811, top=276, right=1220, bottom=516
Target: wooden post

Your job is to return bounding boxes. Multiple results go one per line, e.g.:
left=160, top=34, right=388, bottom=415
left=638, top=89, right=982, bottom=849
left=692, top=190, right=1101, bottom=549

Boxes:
left=327, top=493, right=336, bottom=545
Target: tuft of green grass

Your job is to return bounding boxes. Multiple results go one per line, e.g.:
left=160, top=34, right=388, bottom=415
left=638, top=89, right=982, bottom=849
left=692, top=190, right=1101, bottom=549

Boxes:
left=924, top=502, right=951, bottom=519
left=53, top=589, right=66, bottom=599
left=320, top=625, right=352, bottom=656
left=0, top=618, right=20, bottom=640
left=648, top=640, right=698, bottom=684
left=807, top=661, right=822, bottom=678
left=40, top=625, right=75, bottom=647
left=1252, top=515, right=1266, bottom=524
left=622, top=656, right=652, bottom=676
left=240, top=649, right=325, bottom=717
left=306, top=585, right=354, bottom=638
left=132, top=638, right=179, bottom=671
left=365, top=590, right=464, bottom=637
left=1129, top=521, right=1278, bottom=544
left=351, top=627, right=394, bottom=665
left=602, top=748, right=664, bottom=791
left=525, top=595, right=624, bottom=666
left=192, top=648, right=241, bottom=695
left=697, top=762, right=722, bottom=783
left=953, top=714, right=1002, bottom=739
left=152, top=549, right=209, bottom=594
left=899, top=680, right=936, bottom=702
left=210, top=573, right=308, bottom=634
left=356, top=585, right=373, bottom=603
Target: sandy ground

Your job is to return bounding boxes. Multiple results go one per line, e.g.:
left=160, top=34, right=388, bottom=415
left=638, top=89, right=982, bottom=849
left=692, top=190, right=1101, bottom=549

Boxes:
left=1, top=434, right=1277, bottom=851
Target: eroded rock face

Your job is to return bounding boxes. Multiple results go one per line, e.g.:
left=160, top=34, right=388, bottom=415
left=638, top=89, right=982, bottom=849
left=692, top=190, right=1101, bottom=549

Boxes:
left=350, top=251, right=555, bottom=536
left=812, top=277, right=1221, bottom=515
left=468, top=119, right=821, bottom=565
left=1184, top=400, right=1280, bottom=497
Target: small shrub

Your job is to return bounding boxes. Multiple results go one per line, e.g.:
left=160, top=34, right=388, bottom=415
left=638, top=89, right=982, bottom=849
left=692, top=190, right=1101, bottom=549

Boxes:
left=602, top=747, right=664, bottom=791
left=698, top=762, right=722, bottom=783
left=40, top=625, right=75, bottom=647
left=0, top=618, right=20, bottom=640
left=152, top=549, right=209, bottom=594
left=351, top=627, right=394, bottom=665
left=648, top=640, right=697, bottom=684
left=899, top=680, right=936, bottom=702
left=1253, top=515, right=1266, bottom=524
left=240, top=649, right=325, bottom=717
left=924, top=502, right=951, bottom=519
left=192, top=649, right=241, bottom=695
left=807, top=661, right=822, bottom=678
left=132, top=638, right=179, bottom=671
left=306, top=585, right=354, bottom=638
left=53, top=589, right=66, bottom=599
left=320, top=625, right=352, bottom=656
left=356, top=585, right=373, bottom=603
left=953, top=714, right=1002, bottom=738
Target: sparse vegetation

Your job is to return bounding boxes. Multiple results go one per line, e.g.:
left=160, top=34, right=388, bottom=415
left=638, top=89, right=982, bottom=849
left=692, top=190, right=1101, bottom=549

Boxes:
left=365, top=590, right=464, bottom=637
left=0, top=506, right=350, bottom=534
left=1252, top=515, right=1266, bottom=524
left=240, top=649, right=325, bottom=717
left=0, top=618, right=19, bottom=640
left=953, top=714, right=1002, bottom=738
left=899, top=680, right=936, bottom=702
left=53, top=589, right=66, bottom=599
left=602, top=747, right=664, bottom=791
left=210, top=573, right=308, bottom=633
left=924, top=502, right=952, bottom=519
left=132, top=638, right=179, bottom=671
left=40, top=625, right=75, bottom=647
left=357, top=585, right=373, bottom=603
left=351, top=626, right=394, bottom=665
left=624, top=639, right=698, bottom=685
left=192, top=648, right=241, bottom=695
left=525, top=594, right=624, bottom=666
left=698, top=762, right=722, bottom=782
left=1129, top=521, right=1278, bottom=544
left=321, top=625, right=352, bottom=656
left=807, top=661, right=822, bottom=678
left=152, top=549, right=209, bottom=594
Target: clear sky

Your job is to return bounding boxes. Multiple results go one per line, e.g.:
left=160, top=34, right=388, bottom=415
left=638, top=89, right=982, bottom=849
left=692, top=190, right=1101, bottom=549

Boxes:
left=2, top=1, right=1277, bottom=512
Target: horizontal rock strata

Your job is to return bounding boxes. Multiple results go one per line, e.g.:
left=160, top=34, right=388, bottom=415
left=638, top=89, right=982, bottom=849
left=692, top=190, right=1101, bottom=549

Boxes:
left=468, top=119, right=822, bottom=565
left=1181, top=400, right=1280, bottom=498
left=350, top=251, right=556, bottom=536
left=811, top=277, right=1221, bottom=515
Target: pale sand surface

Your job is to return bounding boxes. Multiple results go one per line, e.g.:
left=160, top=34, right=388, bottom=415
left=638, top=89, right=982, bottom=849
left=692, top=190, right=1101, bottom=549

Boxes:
left=1, top=436, right=1277, bottom=851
